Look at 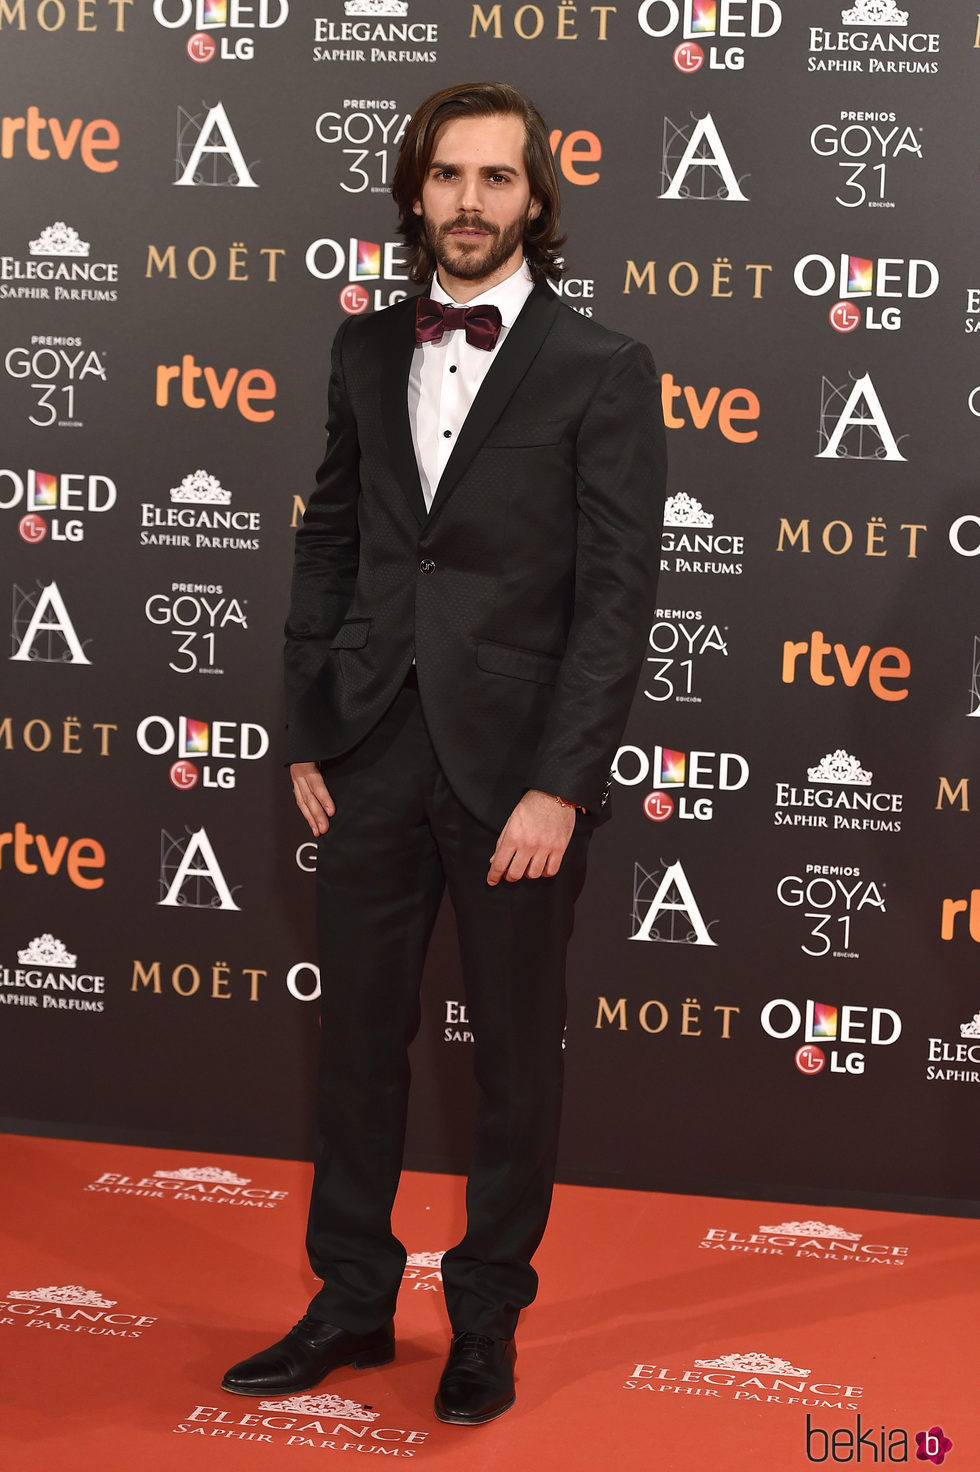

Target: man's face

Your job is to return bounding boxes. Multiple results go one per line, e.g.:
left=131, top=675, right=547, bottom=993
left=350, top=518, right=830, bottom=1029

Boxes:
left=413, top=113, right=540, bottom=291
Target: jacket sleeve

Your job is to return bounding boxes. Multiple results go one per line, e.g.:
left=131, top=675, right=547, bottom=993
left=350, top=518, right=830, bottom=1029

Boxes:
left=283, top=317, right=361, bottom=750
left=525, top=338, right=667, bottom=810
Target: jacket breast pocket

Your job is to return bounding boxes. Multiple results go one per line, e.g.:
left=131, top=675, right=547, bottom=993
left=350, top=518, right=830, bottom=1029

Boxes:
left=476, top=638, right=561, bottom=685
left=329, top=619, right=371, bottom=650
left=482, top=418, right=566, bottom=449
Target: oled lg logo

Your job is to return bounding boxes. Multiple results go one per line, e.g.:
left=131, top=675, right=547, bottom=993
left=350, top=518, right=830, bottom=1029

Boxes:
left=795, top=251, right=938, bottom=332
left=612, top=742, right=748, bottom=823
left=305, top=235, right=410, bottom=314
left=153, top=0, right=289, bottom=61
left=761, top=995, right=901, bottom=1077
left=136, top=713, right=269, bottom=791
left=635, top=0, right=782, bottom=73
left=1, top=468, right=116, bottom=545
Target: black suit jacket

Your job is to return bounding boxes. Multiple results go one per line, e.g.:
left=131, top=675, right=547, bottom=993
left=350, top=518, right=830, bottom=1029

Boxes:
left=284, top=280, right=667, bottom=831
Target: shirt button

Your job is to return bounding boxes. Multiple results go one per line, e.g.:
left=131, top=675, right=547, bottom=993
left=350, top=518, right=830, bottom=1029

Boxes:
left=419, top=558, right=436, bottom=575
left=449, top=365, right=457, bottom=374
left=443, top=429, right=452, bottom=438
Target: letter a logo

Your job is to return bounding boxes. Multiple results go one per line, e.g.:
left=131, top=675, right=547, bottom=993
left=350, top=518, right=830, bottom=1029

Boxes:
left=174, top=102, right=258, bottom=188
left=158, top=826, right=241, bottom=910
left=10, top=581, right=91, bottom=664
left=660, top=112, right=748, bottom=202
left=630, top=859, right=717, bottom=945
left=816, top=372, right=906, bottom=462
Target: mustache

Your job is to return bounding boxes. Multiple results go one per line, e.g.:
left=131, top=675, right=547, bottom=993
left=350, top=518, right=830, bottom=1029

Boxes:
left=438, top=215, right=499, bottom=239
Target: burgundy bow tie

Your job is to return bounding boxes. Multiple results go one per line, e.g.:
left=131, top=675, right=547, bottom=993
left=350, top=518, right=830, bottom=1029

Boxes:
left=415, top=296, right=503, bottom=351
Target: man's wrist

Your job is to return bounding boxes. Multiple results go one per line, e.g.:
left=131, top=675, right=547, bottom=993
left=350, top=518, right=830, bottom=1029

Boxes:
left=543, top=790, right=586, bottom=814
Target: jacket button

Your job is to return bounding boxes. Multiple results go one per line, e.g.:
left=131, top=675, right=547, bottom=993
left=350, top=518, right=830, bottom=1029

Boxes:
left=419, top=558, right=436, bottom=574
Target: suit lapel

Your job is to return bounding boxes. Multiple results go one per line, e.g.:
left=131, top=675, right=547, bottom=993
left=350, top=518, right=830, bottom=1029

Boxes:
left=424, top=280, right=561, bottom=525
left=379, top=302, right=427, bottom=526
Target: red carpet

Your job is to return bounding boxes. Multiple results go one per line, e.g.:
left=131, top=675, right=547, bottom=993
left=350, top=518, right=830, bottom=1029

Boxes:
left=1, top=1133, right=976, bottom=1469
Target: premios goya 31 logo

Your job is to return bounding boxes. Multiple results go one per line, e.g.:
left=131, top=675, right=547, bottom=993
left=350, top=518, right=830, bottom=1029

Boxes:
left=4, top=336, right=106, bottom=427
left=644, top=608, right=729, bottom=705
left=776, top=864, right=885, bottom=959
left=809, top=111, right=923, bottom=210
left=143, top=583, right=248, bottom=675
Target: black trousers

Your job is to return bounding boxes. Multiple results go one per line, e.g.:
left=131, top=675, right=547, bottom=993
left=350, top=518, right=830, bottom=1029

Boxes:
left=305, top=678, right=592, bottom=1340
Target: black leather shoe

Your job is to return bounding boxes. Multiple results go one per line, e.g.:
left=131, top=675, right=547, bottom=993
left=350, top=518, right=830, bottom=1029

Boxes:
left=434, top=1332, right=516, bottom=1425
left=221, top=1315, right=395, bottom=1397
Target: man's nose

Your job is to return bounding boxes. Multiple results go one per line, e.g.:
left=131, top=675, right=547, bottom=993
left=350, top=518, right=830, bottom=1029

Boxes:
left=456, top=175, right=484, bottom=214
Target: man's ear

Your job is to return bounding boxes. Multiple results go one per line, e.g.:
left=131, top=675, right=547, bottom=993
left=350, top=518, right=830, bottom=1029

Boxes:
left=529, top=197, right=542, bottom=222
left=412, top=199, right=422, bottom=216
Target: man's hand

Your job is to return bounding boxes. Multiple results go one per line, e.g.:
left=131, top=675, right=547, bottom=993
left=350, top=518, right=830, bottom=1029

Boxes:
left=291, top=761, right=336, bottom=836
left=487, top=789, right=577, bottom=886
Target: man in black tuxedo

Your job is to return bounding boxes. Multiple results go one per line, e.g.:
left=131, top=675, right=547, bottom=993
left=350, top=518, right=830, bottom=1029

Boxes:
left=223, top=81, right=666, bottom=1425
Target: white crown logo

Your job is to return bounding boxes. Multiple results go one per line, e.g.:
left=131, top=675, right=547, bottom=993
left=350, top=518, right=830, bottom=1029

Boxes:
left=153, top=1167, right=249, bottom=1184
left=170, top=470, right=232, bottom=506
left=758, top=1221, right=860, bottom=1241
left=17, top=934, right=77, bottom=968
left=29, top=222, right=90, bottom=257
left=345, top=0, right=408, bottom=13
left=694, top=1352, right=812, bottom=1375
left=9, top=1285, right=116, bottom=1307
left=806, top=750, right=872, bottom=786
left=406, top=1250, right=445, bottom=1268
left=841, top=0, right=908, bottom=24
left=257, top=1394, right=379, bottom=1420
left=960, top=1013, right=980, bottom=1039
left=664, top=492, right=714, bottom=529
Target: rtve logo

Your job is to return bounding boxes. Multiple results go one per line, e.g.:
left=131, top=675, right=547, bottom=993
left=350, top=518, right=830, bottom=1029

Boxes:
left=661, top=373, right=760, bottom=442
left=0, top=822, right=105, bottom=889
left=781, top=632, right=910, bottom=701
left=941, top=889, right=980, bottom=942
left=1, top=108, right=119, bottom=172
left=155, top=356, right=276, bottom=421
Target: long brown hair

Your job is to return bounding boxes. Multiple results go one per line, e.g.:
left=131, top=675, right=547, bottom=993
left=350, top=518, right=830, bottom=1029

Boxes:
left=391, top=81, right=565, bottom=285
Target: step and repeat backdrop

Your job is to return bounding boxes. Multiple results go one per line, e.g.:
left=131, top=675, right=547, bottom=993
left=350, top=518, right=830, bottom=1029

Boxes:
left=1, top=0, right=978, bottom=1212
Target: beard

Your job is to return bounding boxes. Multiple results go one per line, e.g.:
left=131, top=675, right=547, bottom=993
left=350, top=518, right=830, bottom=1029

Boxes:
left=423, top=207, right=532, bottom=283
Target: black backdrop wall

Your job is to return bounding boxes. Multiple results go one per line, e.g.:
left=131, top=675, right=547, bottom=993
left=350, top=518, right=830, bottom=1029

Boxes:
left=2, top=0, right=978, bottom=1214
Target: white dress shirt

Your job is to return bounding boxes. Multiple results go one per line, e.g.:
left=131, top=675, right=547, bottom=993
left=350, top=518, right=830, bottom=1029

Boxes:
left=408, top=259, right=536, bottom=512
